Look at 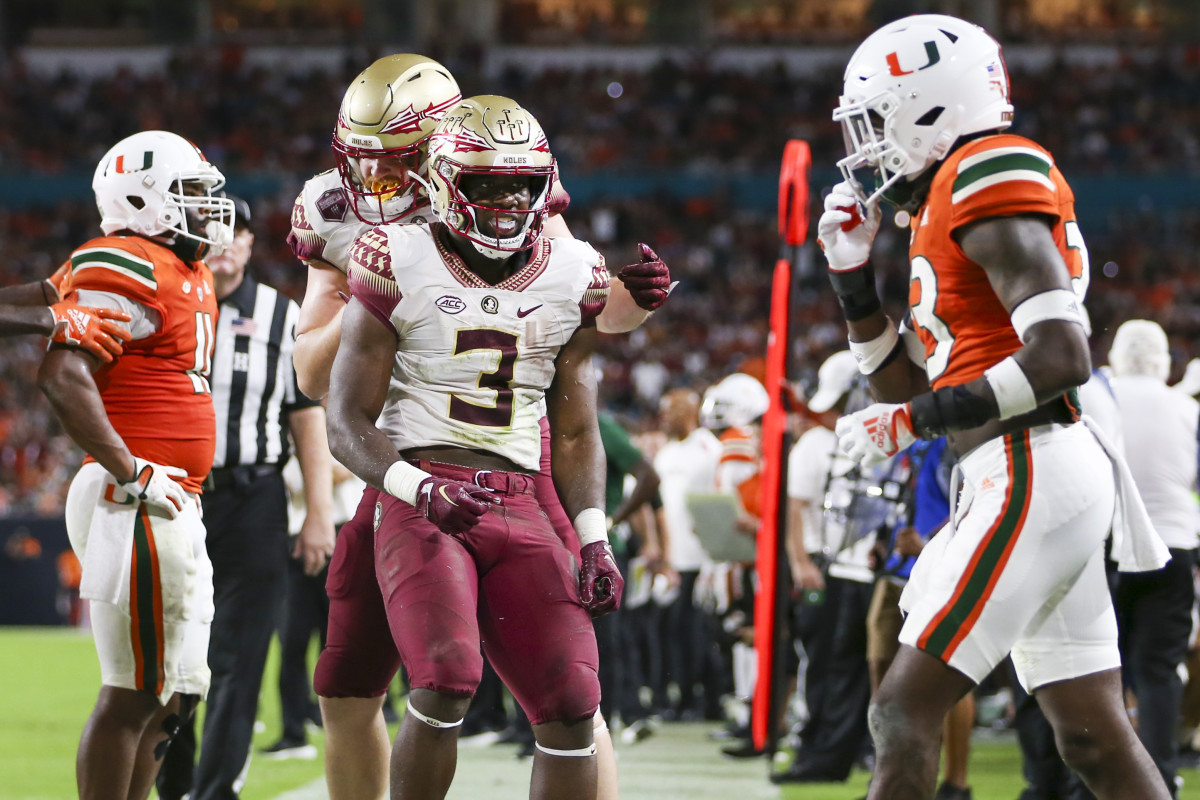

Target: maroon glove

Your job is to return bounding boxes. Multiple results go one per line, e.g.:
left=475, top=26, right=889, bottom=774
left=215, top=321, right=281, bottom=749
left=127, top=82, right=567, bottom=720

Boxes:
left=616, top=243, right=671, bottom=311
left=579, top=540, right=625, bottom=617
left=415, top=477, right=497, bottom=536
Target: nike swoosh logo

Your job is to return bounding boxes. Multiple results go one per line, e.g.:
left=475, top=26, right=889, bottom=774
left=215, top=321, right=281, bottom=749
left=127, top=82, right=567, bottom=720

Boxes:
left=516, top=305, right=543, bottom=318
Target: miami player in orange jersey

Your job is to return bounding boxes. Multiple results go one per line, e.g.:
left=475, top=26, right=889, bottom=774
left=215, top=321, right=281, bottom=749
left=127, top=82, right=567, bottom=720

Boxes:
left=818, top=15, right=1172, bottom=800
left=36, top=130, right=235, bottom=800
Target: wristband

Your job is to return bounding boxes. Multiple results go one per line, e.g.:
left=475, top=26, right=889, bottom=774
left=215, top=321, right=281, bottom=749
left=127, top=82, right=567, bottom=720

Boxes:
left=1010, top=290, right=1084, bottom=343
left=848, top=322, right=901, bottom=375
left=985, top=356, right=1038, bottom=420
left=383, top=460, right=432, bottom=505
left=909, top=384, right=1000, bottom=438
left=573, top=508, right=608, bottom=548
left=827, top=262, right=882, bottom=322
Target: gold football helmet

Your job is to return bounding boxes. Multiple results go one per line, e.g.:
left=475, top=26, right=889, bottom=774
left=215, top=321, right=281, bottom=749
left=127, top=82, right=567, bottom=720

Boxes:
left=423, top=95, right=555, bottom=258
left=333, top=53, right=461, bottom=223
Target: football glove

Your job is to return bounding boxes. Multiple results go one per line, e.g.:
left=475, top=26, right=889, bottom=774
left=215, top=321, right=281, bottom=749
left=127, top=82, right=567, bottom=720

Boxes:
left=579, top=540, right=624, bottom=618
left=415, top=476, right=497, bottom=536
left=49, top=298, right=131, bottom=363
left=616, top=243, right=672, bottom=311
left=835, top=402, right=916, bottom=466
left=817, top=181, right=881, bottom=272
left=118, top=457, right=189, bottom=519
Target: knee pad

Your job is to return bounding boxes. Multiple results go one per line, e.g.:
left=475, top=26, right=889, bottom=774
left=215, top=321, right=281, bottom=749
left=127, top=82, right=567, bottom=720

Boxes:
left=593, top=709, right=608, bottom=735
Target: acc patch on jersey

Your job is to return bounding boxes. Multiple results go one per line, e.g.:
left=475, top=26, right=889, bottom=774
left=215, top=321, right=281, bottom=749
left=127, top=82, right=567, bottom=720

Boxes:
left=436, top=295, right=466, bottom=314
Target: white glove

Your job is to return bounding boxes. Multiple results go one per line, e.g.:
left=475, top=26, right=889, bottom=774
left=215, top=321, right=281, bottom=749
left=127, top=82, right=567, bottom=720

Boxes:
left=118, top=457, right=189, bottom=519
left=835, top=402, right=917, bottom=466
left=817, top=181, right=882, bottom=272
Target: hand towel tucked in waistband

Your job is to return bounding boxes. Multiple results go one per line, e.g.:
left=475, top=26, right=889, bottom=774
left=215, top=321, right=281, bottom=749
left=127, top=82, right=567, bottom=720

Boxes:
left=78, top=483, right=138, bottom=612
left=1082, top=415, right=1170, bottom=573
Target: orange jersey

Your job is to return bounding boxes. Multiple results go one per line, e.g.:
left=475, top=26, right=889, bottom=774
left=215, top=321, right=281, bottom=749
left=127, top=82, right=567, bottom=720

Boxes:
left=718, top=426, right=762, bottom=519
left=908, top=134, right=1088, bottom=390
left=69, top=236, right=217, bottom=492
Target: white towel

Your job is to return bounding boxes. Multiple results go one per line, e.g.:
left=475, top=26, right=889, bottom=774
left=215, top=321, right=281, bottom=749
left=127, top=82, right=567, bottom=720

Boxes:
left=1081, top=415, right=1170, bottom=573
left=78, top=482, right=139, bottom=613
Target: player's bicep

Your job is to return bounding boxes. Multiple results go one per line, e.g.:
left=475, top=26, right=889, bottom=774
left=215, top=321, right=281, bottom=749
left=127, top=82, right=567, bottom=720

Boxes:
left=547, top=326, right=599, bottom=440
left=956, top=214, right=1072, bottom=313
left=329, top=300, right=395, bottom=422
left=959, top=213, right=1091, bottom=387
left=297, top=262, right=350, bottom=336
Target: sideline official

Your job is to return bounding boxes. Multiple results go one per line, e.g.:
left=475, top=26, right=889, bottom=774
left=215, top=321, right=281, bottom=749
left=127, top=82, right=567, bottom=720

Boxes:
left=157, top=197, right=335, bottom=800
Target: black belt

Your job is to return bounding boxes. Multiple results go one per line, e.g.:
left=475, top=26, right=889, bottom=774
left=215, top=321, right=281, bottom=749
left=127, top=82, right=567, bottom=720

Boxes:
left=203, top=463, right=280, bottom=492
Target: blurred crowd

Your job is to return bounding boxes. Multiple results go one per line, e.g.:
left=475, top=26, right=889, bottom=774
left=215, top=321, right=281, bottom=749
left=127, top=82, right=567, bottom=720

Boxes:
left=0, top=48, right=1198, bottom=515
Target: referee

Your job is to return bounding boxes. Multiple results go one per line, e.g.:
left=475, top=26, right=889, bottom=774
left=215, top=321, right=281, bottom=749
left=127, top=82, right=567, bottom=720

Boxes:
left=157, top=197, right=335, bottom=800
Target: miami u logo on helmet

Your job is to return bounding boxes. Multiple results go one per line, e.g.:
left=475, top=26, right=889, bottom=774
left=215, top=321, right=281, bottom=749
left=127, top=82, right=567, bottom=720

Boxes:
left=886, top=41, right=940, bottom=76
left=114, top=152, right=154, bottom=174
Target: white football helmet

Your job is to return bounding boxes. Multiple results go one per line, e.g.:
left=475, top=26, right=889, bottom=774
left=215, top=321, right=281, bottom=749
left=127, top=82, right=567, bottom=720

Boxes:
left=700, top=373, right=770, bottom=431
left=333, top=54, right=461, bottom=223
left=421, top=95, right=555, bottom=259
left=834, top=14, right=1014, bottom=207
left=1109, top=319, right=1170, bottom=382
left=93, top=131, right=235, bottom=258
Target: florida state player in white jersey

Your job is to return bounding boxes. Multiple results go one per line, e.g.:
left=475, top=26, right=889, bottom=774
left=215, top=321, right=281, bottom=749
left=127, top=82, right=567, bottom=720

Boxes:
left=294, top=56, right=664, bottom=800
left=327, top=95, right=612, bottom=800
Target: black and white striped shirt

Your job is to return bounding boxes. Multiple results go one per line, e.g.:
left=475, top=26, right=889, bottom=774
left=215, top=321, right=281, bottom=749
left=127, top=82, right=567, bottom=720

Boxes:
left=208, top=275, right=315, bottom=469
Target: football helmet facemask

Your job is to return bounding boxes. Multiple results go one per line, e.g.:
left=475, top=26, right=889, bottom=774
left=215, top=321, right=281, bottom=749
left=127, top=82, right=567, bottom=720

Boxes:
left=333, top=54, right=461, bottom=224
left=834, top=14, right=1013, bottom=208
left=93, top=130, right=235, bottom=260
left=421, top=95, right=555, bottom=259
left=700, top=373, right=770, bottom=431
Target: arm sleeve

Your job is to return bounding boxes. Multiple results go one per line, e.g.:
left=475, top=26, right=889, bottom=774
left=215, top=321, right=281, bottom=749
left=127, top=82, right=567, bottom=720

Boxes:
left=287, top=188, right=334, bottom=267
left=346, top=227, right=401, bottom=335
left=947, top=140, right=1061, bottom=233
left=74, top=289, right=159, bottom=340
left=578, top=253, right=609, bottom=328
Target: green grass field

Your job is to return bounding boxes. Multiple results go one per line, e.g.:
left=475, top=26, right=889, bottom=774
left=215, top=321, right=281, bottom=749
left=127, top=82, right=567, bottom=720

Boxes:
left=2, top=626, right=1198, bottom=800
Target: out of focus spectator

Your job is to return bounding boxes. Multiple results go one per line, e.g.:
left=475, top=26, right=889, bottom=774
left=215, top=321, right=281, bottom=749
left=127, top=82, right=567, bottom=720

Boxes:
left=1109, top=320, right=1199, bottom=797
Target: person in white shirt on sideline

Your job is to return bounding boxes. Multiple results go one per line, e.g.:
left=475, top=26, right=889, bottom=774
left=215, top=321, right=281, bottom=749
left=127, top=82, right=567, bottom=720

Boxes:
left=775, top=350, right=877, bottom=784
left=652, top=387, right=722, bottom=720
left=1109, top=319, right=1199, bottom=797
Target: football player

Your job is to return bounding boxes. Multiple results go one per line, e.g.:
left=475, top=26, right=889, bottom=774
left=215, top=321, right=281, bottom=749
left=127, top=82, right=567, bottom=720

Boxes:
left=292, top=54, right=661, bottom=800
left=327, top=95, right=608, bottom=800
left=36, top=130, right=233, bottom=800
left=819, top=15, right=1171, bottom=799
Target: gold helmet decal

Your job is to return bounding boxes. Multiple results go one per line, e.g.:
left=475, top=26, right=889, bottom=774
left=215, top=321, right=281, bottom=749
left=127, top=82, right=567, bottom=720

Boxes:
left=333, top=54, right=461, bottom=223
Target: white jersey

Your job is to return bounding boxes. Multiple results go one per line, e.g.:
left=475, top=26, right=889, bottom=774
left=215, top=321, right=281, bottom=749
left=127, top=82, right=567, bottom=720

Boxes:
left=287, top=170, right=432, bottom=273
left=347, top=223, right=609, bottom=471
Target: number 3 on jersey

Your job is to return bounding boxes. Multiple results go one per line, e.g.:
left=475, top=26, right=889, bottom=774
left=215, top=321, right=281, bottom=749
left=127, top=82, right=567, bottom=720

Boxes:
left=449, top=328, right=519, bottom=428
left=909, top=256, right=954, bottom=381
left=909, top=222, right=1090, bottom=383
